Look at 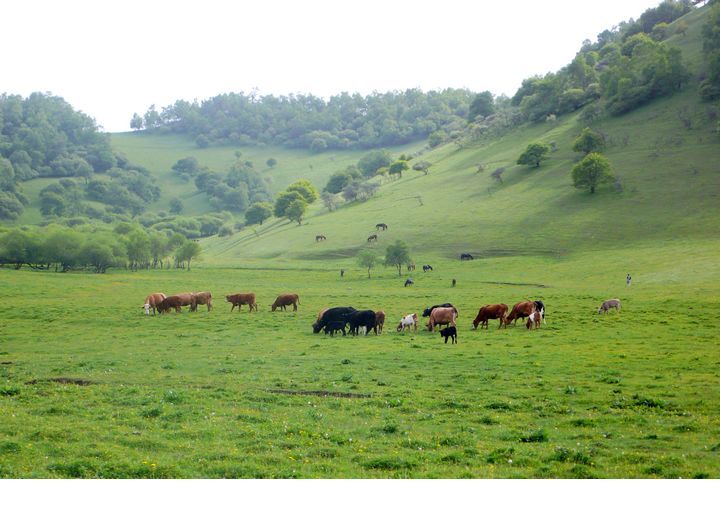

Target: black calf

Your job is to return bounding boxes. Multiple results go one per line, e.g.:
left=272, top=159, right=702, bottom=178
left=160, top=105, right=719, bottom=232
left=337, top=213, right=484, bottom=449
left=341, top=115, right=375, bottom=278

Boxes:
left=440, top=326, right=457, bottom=344
left=324, top=321, right=347, bottom=336
left=313, top=307, right=356, bottom=333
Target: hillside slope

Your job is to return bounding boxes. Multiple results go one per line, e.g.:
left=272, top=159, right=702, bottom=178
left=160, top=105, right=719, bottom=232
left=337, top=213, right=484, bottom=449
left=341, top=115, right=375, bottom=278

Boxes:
left=194, top=7, right=719, bottom=267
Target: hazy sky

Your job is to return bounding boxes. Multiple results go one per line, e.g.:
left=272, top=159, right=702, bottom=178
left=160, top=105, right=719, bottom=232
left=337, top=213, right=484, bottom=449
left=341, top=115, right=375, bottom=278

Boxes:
left=2, top=0, right=663, bottom=132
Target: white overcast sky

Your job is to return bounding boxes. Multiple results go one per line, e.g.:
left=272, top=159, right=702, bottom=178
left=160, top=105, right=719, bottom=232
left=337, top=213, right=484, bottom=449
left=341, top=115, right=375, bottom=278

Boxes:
left=2, top=0, right=664, bottom=132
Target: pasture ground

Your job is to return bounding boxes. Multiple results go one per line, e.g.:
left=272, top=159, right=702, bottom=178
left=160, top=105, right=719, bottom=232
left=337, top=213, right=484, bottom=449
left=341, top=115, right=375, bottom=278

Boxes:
left=1, top=240, right=719, bottom=478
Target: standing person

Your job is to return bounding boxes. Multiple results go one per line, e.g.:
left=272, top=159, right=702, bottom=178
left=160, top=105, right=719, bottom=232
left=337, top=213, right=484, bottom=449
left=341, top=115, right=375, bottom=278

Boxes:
left=626, top=273, right=632, bottom=287
left=452, top=278, right=456, bottom=288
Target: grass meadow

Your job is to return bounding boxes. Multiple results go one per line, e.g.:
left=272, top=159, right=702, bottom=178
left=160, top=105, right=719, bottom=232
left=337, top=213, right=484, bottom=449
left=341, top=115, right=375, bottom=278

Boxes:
left=1, top=241, right=719, bottom=478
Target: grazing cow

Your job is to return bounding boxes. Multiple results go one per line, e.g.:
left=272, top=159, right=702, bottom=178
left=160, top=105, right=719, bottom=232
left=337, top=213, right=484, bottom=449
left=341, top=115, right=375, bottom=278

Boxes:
left=472, top=304, right=509, bottom=330
left=375, top=310, right=386, bottom=334
left=312, top=307, right=357, bottom=333
left=422, top=303, right=456, bottom=318
left=367, top=234, right=378, bottom=242
left=347, top=310, right=378, bottom=336
left=504, top=301, right=535, bottom=326
left=156, top=295, right=184, bottom=314
left=460, top=253, right=474, bottom=261
left=376, top=223, right=388, bottom=231
left=315, top=235, right=326, bottom=242
left=407, top=262, right=416, bottom=271
left=324, top=321, right=347, bottom=336
left=452, top=279, right=456, bottom=288
left=143, top=293, right=166, bottom=315
left=226, top=293, right=258, bottom=312
left=191, top=291, right=213, bottom=312
left=397, top=313, right=418, bottom=332
left=440, top=326, right=458, bottom=344
left=170, top=293, right=195, bottom=311
left=426, top=306, right=457, bottom=331
left=404, top=278, right=414, bottom=287
left=598, top=298, right=621, bottom=314
left=534, top=300, right=546, bottom=323
left=271, top=293, right=299, bottom=311
left=315, top=307, right=330, bottom=325
left=526, top=311, right=542, bottom=330
left=422, top=264, right=433, bottom=272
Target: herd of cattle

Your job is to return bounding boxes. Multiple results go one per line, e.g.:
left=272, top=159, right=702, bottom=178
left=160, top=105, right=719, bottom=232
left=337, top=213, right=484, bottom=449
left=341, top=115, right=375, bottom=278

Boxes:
left=142, top=292, right=624, bottom=343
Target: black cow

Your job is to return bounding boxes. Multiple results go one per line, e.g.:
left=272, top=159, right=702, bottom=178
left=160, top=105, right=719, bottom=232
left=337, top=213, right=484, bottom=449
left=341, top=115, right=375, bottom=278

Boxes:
left=324, top=321, right=347, bottom=336
left=404, top=278, right=414, bottom=287
left=422, top=264, right=433, bottom=272
left=534, top=300, right=546, bottom=322
left=422, top=303, right=455, bottom=318
left=312, top=307, right=357, bottom=334
left=440, top=326, right=457, bottom=344
left=347, top=310, right=377, bottom=336
left=460, top=253, right=474, bottom=261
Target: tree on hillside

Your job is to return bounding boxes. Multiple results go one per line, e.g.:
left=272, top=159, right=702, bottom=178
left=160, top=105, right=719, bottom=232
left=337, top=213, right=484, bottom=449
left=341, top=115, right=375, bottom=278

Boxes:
left=169, top=198, right=184, bottom=214
left=412, top=161, right=432, bottom=175
left=286, top=179, right=319, bottom=203
left=468, top=91, right=495, bottom=121
left=130, top=113, right=144, bottom=131
left=388, top=159, right=409, bottom=179
left=571, top=153, right=614, bottom=194
left=357, top=249, right=379, bottom=278
left=324, top=171, right=352, bottom=194
left=285, top=199, right=308, bottom=225
left=172, top=157, right=200, bottom=176
left=274, top=190, right=305, bottom=218
left=358, top=150, right=393, bottom=177
left=699, top=3, right=720, bottom=100
left=266, top=158, right=277, bottom=168
left=572, top=127, right=606, bottom=155
left=517, top=142, right=551, bottom=168
left=385, top=240, right=411, bottom=277
left=245, top=202, right=273, bottom=225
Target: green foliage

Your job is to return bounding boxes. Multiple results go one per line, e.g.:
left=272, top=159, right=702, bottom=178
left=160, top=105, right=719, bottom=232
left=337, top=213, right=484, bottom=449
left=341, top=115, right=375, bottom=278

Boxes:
left=428, top=130, right=447, bottom=148
left=571, top=153, right=614, bottom=194
left=273, top=191, right=305, bottom=218
left=572, top=127, right=606, bottom=155
left=699, top=4, right=720, bottom=101
left=517, top=142, right=550, bottom=168
left=412, top=161, right=432, bottom=175
left=245, top=202, right=272, bottom=226
left=130, top=113, right=144, bottom=131
left=388, top=160, right=409, bottom=178
left=175, top=240, right=201, bottom=270
left=384, top=240, right=411, bottom=277
left=324, top=171, right=352, bottom=194
left=132, top=89, right=473, bottom=150
left=286, top=179, right=319, bottom=204
left=468, top=91, right=495, bottom=121
left=266, top=157, right=277, bottom=168
left=285, top=198, right=308, bottom=225
left=171, top=157, right=200, bottom=175
left=357, top=150, right=393, bottom=177
left=357, top=249, right=379, bottom=278
left=169, top=198, right=184, bottom=214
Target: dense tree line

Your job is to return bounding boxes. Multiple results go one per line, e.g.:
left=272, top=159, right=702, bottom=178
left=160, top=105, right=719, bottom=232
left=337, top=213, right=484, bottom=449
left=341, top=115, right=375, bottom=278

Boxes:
left=130, top=89, right=473, bottom=150
left=0, top=224, right=201, bottom=273
left=699, top=1, right=720, bottom=100
left=189, top=157, right=272, bottom=213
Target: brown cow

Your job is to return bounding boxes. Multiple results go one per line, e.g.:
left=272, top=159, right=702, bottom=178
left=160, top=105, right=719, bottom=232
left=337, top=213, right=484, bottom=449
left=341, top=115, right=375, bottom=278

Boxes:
left=504, top=301, right=535, bottom=326
left=375, top=310, right=386, bottom=334
left=170, top=293, right=195, bottom=311
left=226, top=293, right=258, bottom=312
left=143, top=292, right=166, bottom=315
left=426, top=306, right=457, bottom=331
left=191, top=291, right=213, bottom=312
left=156, top=295, right=184, bottom=314
left=472, top=304, right=508, bottom=329
left=272, top=293, right=299, bottom=311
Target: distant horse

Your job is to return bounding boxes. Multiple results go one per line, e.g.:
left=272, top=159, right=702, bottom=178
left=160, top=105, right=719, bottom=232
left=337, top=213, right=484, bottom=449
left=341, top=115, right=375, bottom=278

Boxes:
left=376, top=223, right=388, bottom=231
left=367, top=234, right=378, bottom=242
left=315, top=235, right=326, bottom=242
left=407, top=262, right=416, bottom=271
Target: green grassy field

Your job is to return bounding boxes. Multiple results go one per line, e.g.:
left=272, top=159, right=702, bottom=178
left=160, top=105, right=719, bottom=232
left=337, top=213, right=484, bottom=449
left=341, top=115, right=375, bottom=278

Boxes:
left=1, top=239, right=719, bottom=478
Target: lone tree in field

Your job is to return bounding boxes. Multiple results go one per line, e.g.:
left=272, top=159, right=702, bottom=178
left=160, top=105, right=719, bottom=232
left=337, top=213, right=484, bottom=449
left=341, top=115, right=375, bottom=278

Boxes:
left=385, top=240, right=411, bottom=277
left=357, top=249, right=379, bottom=278
left=245, top=202, right=272, bottom=225
left=176, top=240, right=202, bottom=270
left=413, top=161, right=432, bottom=175
left=571, top=153, right=614, bottom=194
left=266, top=158, right=277, bottom=168
left=517, top=142, right=550, bottom=168
left=388, top=159, right=409, bottom=179
left=572, top=127, right=606, bottom=155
